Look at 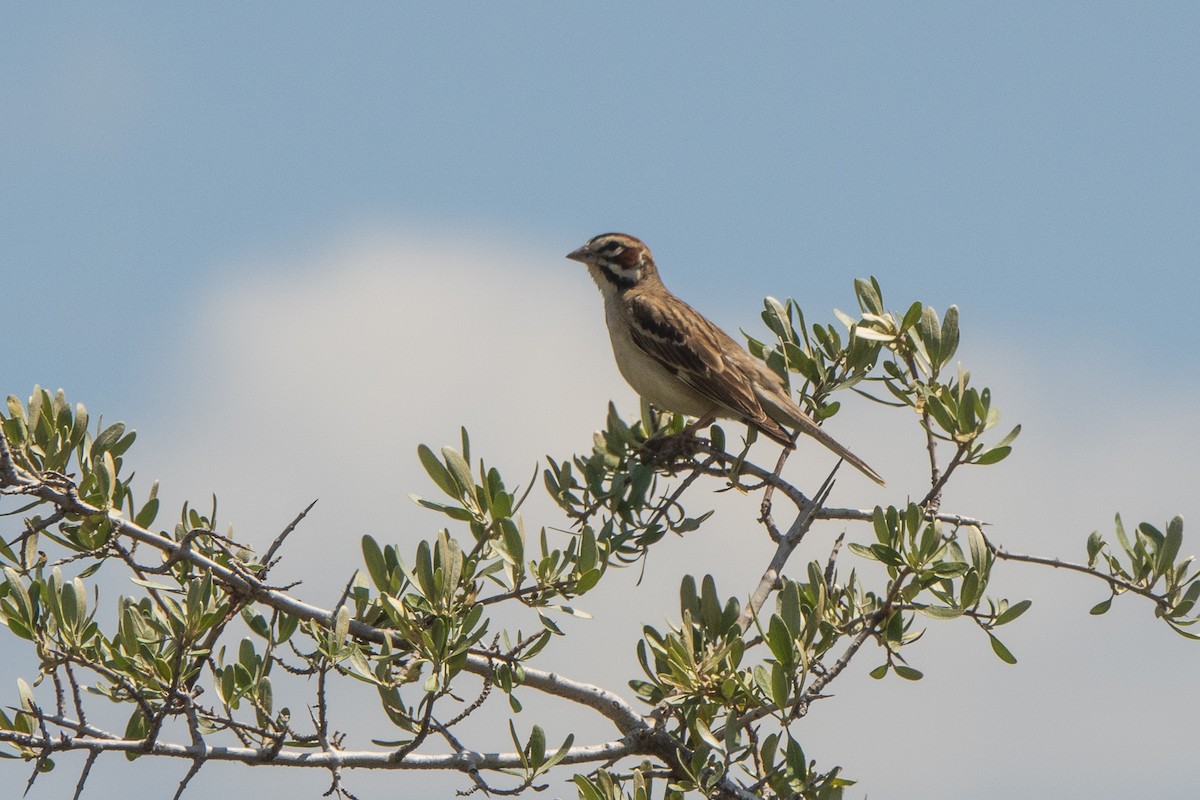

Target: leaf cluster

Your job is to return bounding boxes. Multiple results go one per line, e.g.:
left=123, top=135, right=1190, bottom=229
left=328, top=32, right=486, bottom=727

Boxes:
left=1083, top=514, right=1199, bottom=636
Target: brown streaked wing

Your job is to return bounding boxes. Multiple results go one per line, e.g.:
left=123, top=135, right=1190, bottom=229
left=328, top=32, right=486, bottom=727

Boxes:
left=626, top=294, right=768, bottom=422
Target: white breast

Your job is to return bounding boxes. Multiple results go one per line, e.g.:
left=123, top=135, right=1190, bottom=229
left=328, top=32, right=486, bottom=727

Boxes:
left=602, top=299, right=717, bottom=418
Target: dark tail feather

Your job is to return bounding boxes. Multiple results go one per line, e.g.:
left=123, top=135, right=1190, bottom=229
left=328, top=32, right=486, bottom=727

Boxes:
left=791, top=416, right=886, bottom=486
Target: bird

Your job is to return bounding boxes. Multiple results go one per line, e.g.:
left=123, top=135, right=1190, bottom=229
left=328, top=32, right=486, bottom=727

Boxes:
left=566, top=232, right=885, bottom=486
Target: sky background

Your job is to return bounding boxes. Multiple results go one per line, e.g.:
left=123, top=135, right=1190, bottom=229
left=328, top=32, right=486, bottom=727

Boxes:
left=2, top=4, right=1198, bottom=799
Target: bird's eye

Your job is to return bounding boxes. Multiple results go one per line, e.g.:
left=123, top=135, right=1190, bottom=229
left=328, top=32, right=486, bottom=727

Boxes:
left=598, top=241, right=624, bottom=255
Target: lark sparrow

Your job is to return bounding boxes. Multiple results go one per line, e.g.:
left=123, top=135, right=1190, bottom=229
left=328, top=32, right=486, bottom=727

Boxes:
left=567, top=233, right=885, bottom=486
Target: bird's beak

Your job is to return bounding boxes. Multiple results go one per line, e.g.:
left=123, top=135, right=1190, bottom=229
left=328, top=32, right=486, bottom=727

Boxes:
left=565, top=245, right=593, bottom=264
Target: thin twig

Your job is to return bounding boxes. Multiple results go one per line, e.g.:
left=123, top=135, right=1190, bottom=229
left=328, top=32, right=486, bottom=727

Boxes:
left=919, top=443, right=967, bottom=510
left=71, top=750, right=99, bottom=800
left=693, top=442, right=810, bottom=511
left=824, top=531, right=846, bottom=587
left=0, top=724, right=637, bottom=770
left=25, top=702, right=53, bottom=795
left=816, top=506, right=987, bottom=528
left=172, top=759, right=204, bottom=800
left=991, top=546, right=1168, bottom=607
left=758, top=446, right=793, bottom=542
left=262, top=499, right=318, bottom=570
left=904, top=353, right=944, bottom=513
left=643, top=454, right=717, bottom=535
left=737, top=465, right=840, bottom=634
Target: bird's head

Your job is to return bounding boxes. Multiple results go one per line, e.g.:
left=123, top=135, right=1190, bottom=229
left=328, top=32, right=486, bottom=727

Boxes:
left=566, top=233, right=659, bottom=292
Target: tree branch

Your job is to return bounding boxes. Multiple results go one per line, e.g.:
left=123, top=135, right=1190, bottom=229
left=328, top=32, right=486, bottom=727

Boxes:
left=737, top=466, right=839, bottom=634
left=989, top=545, right=1169, bottom=608
left=0, top=722, right=636, bottom=771
left=3, top=471, right=653, bottom=740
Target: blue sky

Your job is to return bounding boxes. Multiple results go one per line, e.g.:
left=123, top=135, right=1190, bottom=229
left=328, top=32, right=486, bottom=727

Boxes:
left=7, top=4, right=1199, bottom=392
left=2, top=5, right=1198, bottom=800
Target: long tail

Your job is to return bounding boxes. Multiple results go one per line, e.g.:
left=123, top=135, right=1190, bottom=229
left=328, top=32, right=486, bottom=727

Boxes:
left=788, top=415, right=886, bottom=486
left=752, top=391, right=886, bottom=486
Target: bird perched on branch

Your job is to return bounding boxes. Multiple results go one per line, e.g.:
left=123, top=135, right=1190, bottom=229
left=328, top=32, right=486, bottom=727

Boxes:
left=567, top=232, right=884, bottom=485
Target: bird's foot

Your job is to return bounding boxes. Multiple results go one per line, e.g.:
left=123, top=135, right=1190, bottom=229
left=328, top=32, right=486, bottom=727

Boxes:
left=640, top=415, right=714, bottom=467
left=640, top=430, right=703, bottom=466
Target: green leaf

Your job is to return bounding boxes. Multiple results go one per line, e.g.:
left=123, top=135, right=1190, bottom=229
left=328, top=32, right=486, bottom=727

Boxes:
left=994, top=424, right=1022, bottom=449
left=361, top=536, right=388, bottom=592
left=974, top=446, right=1011, bottom=465
left=94, top=451, right=115, bottom=503
left=779, top=580, right=802, bottom=636
left=123, top=708, right=148, bottom=760
left=543, top=603, right=591, bottom=619
left=770, top=662, right=789, bottom=709
left=766, top=614, right=796, bottom=669
left=832, top=307, right=858, bottom=331
left=501, top=519, right=525, bottom=565
left=988, top=633, right=1017, bottom=664
left=960, top=570, right=980, bottom=608
left=16, top=677, right=35, bottom=711
left=918, top=306, right=942, bottom=368
left=441, top=447, right=476, bottom=503
left=894, top=664, right=924, bottom=681
left=904, top=503, right=921, bottom=537
left=699, top=575, right=721, bottom=634
left=3, top=567, right=32, bottom=624
left=854, top=277, right=883, bottom=316
left=762, top=296, right=793, bottom=340
left=542, top=732, right=575, bottom=772
left=575, top=568, right=602, bottom=593
left=994, top=599, right=1032, bottom=626
left=851, top=325, right=895, bottom=342
left=694, top=717, right=722, bottom=750
left=900, top=301, right=924, bottom=332
left=277, top=612, right=298, bottom=643
left=870, top=544, right=905, bottom=568
left=939, top=305, right=959, bottom=368
left=925, top=394, right=958, bottom=435
left=1, top=417, right=25, bottom=448
left=5, top=395, right=25, bottom=423
left=1166, top=622, right=1200, bottom=640
left=527, top=724, right=546, bottom=767
left=69, top=403, right=89, bottom=448
left=243, top=610, right=270, bottom=640
left=60, top=577, right=80, bottom=626
left=872, top=505, right=891, bottom=545
left=1090, top=596, right=1113, bottom=615
left=109, top=430, right=137, bottom=458
left=574, top=775, right=605, bottom=800
left=1114, top=514, right=1132, bottom=557
left=92, top=422, right=126, bottom=456
left=967, top=526, right=988, bottom=574
left=1172, top=580, right=1200, bottom=619
left=1160, top=516, right=1184, bottom=575
left=916, top=604, right=963, bottom=620
left=417, top=445, right=456, bottom=498
left=134, top=497, right=160, bottom=529
left=847, top=542, right=878, bottom=561
left=508, top=720, right=528, bottom=769
left=413, top=541, right=436, bottom=599
left=815, top=400, right=840, bottom=420
left=709, top=423, right=726, bottom=452
left=931, top=561, right=969, bottom=578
